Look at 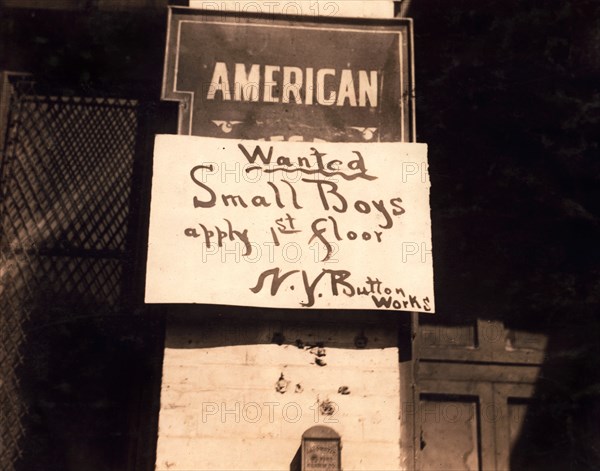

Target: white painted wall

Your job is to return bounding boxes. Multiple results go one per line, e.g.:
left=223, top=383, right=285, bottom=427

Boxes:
left=156, top=318, right=402, bottom=470
left=188, top=0, right=395, bottom=18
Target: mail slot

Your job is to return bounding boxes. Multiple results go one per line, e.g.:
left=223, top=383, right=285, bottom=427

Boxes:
left=301, top=426, right=342, bottom=471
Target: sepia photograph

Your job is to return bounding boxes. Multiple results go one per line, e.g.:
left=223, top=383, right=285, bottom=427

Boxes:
left=0, top=1, right=598, bottom=470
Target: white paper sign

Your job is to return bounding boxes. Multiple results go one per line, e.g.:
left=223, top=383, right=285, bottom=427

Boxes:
left=145, top=135, right=434, bottom=313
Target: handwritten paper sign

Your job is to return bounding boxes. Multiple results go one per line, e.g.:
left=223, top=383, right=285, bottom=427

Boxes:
left=145, top=135, right=434, bottom=313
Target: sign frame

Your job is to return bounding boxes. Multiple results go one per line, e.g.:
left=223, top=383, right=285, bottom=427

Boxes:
left=162, top=6, right=416, bottom=143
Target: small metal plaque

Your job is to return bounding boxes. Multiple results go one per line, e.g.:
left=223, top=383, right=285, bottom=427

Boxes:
left=301, top=426, right=341, bottom=471
left=303, top=440, right=340, bottom=471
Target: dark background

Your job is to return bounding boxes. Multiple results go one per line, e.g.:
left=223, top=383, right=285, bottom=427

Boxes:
left=412, top=1, right=600, bottom=468
left=0, top=0, right=599, bottom=469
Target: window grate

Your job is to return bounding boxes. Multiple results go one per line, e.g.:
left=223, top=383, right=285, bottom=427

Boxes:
left=0, top=78, right=140, bottom=470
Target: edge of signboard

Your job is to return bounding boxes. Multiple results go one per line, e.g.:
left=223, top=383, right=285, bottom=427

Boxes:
left=164, top=5, right=414, bottom=31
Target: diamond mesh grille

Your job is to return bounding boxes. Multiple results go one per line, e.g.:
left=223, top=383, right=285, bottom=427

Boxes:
left=0, top=78, right=139, bottom=470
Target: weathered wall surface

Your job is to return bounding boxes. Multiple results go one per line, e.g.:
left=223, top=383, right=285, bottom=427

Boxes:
left=156, top=316, right=402, bottom=470
left=155, top=4, right=403, bottom=471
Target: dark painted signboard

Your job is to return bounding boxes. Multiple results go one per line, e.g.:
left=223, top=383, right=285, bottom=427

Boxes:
left=162, top=7, right=414, bottom=142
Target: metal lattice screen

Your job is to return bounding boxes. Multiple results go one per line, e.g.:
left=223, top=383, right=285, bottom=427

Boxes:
left=0, top=78, right=140, bottom=470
